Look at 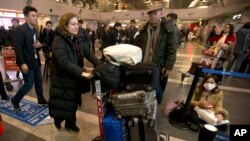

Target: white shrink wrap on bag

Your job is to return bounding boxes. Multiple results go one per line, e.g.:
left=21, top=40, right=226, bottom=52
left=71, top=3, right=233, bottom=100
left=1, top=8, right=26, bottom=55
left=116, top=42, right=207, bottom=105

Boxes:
left=103, top=44, right=142, bottom=66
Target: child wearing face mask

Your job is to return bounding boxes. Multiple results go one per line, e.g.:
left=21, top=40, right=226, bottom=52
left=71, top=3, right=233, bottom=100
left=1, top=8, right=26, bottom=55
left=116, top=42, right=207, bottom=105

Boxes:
left=189, top=75, right=229, bottom=126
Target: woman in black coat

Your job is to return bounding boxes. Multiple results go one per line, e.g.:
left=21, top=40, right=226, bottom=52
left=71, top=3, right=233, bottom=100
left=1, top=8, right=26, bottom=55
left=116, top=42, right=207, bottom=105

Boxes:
left=49, top=13, right=101, bottom=132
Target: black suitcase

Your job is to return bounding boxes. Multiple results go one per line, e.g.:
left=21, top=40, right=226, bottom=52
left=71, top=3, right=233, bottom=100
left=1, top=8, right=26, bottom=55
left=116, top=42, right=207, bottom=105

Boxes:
left=127, top=117, right=141, bottom=141
left=125, top=63, right=153, bottom=91
left=142, top=118, right=158, bottom=141
left=111, top=90, right=157, bottom=119
left=128, top=117, right=158, bottom=141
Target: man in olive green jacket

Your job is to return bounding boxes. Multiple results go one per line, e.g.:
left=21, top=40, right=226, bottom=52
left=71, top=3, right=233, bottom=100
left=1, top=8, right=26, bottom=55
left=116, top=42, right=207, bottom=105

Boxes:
left=134, top=4, right=178, bottom=104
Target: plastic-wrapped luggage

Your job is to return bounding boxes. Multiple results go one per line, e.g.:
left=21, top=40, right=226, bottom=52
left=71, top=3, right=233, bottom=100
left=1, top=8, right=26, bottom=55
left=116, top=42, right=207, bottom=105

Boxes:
left=111, top=90, right=157, bottom=119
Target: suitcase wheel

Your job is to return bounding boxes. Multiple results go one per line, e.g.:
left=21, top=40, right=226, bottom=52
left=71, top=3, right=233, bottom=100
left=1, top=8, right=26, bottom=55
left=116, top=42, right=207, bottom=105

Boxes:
left=143, top=111, right=151, bottom=119
left=115, top=112, right=122, bottom=119
left=148, top=119, right=155, bottom=128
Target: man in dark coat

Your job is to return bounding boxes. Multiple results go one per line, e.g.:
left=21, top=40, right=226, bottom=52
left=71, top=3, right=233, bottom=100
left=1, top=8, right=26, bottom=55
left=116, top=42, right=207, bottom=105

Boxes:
left=7, top=18, right=20, bottom=46
left=78, top=19, right=91, bottom=49
left=106, top=22, right=123, bottom=46
left=10, top=6, right=48, bottom=111
left=166, top=13, right=180, bottom=46
left=39, top=21, right=55, bottom=56
left=134, top=4, right=178, bottom=104
left=39, top=21, right=55, bottom=80
left=124, top=19, right=138, bottom=44
left=6, top=18, right=21, bottom=79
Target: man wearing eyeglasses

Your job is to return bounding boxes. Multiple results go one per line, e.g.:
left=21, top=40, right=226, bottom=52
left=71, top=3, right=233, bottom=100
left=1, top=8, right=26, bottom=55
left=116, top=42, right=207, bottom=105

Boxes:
left=134, top=4, right=178, bottom=105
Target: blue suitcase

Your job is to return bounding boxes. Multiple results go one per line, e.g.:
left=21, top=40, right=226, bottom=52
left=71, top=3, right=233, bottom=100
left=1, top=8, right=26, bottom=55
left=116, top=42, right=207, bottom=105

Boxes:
left=103, top=112, right=128, bottom=141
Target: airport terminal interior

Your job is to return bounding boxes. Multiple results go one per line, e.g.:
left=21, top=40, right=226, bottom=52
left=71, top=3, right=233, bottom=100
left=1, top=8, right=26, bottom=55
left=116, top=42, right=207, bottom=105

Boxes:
left=0, top=0, right=250, bottom=141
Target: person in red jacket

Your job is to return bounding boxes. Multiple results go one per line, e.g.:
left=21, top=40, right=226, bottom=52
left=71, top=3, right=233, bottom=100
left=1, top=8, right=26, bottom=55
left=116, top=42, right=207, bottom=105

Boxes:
left=208, top=24, right=236, bottom=63
left=208, top=24, right=236, bottom=47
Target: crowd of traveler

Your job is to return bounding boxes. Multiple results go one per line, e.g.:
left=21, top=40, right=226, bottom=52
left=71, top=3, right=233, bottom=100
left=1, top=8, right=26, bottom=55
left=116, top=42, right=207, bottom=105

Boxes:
left=0, top=3, right=249, bottom=135
left=207, top=22, right=250, bottom=73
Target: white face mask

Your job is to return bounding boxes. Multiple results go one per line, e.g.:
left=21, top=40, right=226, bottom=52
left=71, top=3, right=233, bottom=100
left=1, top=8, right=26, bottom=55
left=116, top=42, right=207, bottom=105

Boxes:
left=203, top=83, right=216, bottom=91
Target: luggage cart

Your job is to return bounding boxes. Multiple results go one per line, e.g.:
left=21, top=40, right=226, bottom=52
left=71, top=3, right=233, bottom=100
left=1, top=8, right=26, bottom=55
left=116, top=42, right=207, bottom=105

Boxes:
left=92, top=73, right=115, bottom=141
left=179, top=47, right=226, bottom=82
left=2, top=47, right=22, bottom=91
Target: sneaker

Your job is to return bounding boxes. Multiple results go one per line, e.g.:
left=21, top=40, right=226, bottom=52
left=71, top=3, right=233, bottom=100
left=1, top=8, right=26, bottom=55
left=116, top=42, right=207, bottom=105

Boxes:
left=38, top=99, right=48, bottom=106
left=9, top=98, right=21, bottom=111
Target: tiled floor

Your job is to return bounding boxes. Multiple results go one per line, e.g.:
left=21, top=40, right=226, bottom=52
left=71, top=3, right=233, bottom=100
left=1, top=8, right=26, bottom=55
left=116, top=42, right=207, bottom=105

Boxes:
left=0, top=41, right=250, bottom=141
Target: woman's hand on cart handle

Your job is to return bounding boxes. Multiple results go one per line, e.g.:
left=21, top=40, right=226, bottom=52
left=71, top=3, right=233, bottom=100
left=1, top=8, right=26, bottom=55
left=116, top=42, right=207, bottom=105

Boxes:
left=81, top=72, right=93, bottom=79
left=21, top=64, right=29, bottom=74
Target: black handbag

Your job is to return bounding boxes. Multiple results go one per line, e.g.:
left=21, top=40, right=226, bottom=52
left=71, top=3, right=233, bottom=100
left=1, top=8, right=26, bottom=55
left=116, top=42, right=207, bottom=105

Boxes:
left=92, top=63, right=123, bottom=92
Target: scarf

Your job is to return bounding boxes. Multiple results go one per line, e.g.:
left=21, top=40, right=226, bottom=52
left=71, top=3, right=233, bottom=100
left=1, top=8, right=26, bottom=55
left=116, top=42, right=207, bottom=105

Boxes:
left=143, top=20, right=161, bottom=62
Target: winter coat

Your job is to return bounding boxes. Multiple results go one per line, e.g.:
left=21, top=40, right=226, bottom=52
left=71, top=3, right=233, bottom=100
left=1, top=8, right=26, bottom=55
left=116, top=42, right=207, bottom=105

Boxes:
left=49, top=29, right=101, bottom=121
left=99, top=30, right=110, bottom=50
left=106, top=29, right=122, bottom=46
left=124, top=27, right=138, bottom=44
left=78, top=27, right=91, bottom=48
left=191, top=86, right=223, bottom=112
left=14, top=23, right=41, bottom=69
left=190, top=86, right=228, bottom=119
left=134, top=18, right=178, bottom=70
left=234, top=28, right=250, bottom=54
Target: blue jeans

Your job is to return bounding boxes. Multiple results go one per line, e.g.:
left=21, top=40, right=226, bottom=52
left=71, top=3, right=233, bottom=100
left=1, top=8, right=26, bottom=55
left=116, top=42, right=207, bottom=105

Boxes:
left=152, top=65, right=168, bottom=105
left=12, top=60, right=44, bottom=104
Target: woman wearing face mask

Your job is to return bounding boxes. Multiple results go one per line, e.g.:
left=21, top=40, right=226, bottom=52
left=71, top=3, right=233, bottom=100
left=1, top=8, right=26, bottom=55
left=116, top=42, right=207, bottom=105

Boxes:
left=189, top=75, right=229, bottom=127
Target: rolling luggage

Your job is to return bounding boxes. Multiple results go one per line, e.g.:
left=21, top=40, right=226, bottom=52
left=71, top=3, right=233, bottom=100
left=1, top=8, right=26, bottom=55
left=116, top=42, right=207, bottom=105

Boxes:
left=127, top=117, right=141, bottom=141
left=128, top=117, right=158, bottom=141
left=102, top=111, right=128, bottom=141
left=111, top=90, right=157, bottom=119
left=125, top=63, right=153, bottom=91
left=142, top=118, right=158, bottom=141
